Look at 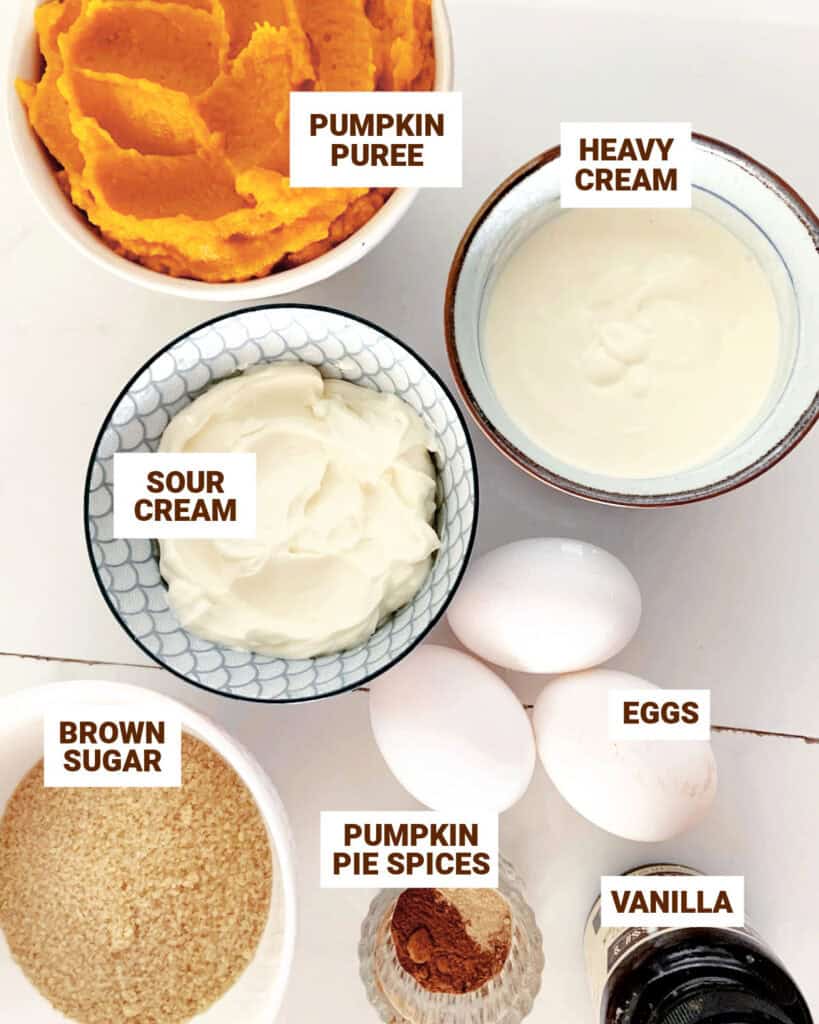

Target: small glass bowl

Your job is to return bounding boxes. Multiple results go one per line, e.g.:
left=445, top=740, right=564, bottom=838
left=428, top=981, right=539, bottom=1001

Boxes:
left=358, top=860, right=544, bottom=1024
left=445, top=135, right=819, bottom=507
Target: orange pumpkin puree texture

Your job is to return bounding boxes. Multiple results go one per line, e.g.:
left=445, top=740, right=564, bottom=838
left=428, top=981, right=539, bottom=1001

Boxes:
left=18, top=0, right=436, bottom=283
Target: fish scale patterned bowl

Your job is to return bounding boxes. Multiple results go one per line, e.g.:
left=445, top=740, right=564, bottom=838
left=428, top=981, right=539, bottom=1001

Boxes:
left=85, top=305, right=478, bottom=703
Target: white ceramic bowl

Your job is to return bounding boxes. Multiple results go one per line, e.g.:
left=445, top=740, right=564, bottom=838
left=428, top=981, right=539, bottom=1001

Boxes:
left=6, top=0, right=453, bottom=300
left=446, top=135, right=819, bottom=507
left=84, top=305, right=479, bottom=702
left=0, top=680, right=297, bottom=1024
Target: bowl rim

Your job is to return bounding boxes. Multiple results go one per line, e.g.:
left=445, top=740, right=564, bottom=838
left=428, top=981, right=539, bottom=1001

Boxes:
left=0, top=678, right=298, bottom=1023
left=6, top=0, right=454, bottom=301
left=83, top=302, right=481, bottom=704
left=444, top=132, right=819, bottom=509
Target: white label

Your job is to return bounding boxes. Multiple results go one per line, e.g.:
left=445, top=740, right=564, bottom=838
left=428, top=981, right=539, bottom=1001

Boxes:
left=113, top=452, right=256, bottom=540
left=43, top=705, right=182, bottom=788
left=609, top=689, right=711, bottom=740
left=320, top=811, right=498, bottom=889
left=600, top=874, right=745, bottom=928
left=560, top=121, right=692, bottom=208
left=290, top=92, right=463, bottom=188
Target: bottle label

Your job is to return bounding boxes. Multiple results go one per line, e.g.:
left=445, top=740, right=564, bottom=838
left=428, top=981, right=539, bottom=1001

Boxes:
left=584, top=865, right=756, bottom=1018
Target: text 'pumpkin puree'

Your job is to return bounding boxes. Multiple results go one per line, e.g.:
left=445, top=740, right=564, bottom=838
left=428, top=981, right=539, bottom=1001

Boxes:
left=18, top=0, right=436, bottom=283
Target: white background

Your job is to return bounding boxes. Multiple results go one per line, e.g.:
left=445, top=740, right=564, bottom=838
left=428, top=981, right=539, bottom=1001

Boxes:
left=42, top=705, right=182, bottom=787
left=559, top=122, right=692, bottom=208
left=608, top=689, right=712, bottom=741
left=600, top=874, right=745, bottom=928
left=112, top=452, right=258, bottom=539
left=319, top=811, right=499, bottom=888
left=1, top=0, right=817, bottom=1021
left=290, top=92, right=463, bottom=188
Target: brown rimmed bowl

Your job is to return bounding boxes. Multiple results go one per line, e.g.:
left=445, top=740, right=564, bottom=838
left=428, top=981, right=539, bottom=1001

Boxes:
left=445, top=135, right=819, bottom=508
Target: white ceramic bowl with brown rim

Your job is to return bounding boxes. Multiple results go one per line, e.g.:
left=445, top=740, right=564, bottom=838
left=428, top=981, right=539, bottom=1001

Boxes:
left=0, top=680, right=297, bottom=1023
left=445, top=135, right=819, bottom=508
left=6, top=0, right=453, bottom=300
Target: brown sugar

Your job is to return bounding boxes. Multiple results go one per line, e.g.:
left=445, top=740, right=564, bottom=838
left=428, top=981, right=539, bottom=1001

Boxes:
left=0, top=734, right=272, bottom=1024
left=390, top=888, right=512, bottom=995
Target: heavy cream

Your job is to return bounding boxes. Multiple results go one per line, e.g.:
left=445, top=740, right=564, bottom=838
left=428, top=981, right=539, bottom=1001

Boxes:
left=159, top=363, right=439, bottom=659
left=484, top=208, right=780, bottom=478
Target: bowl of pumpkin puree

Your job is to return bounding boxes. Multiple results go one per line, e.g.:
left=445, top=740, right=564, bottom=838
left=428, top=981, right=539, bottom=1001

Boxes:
left=9, top=0, right=453, bottom=299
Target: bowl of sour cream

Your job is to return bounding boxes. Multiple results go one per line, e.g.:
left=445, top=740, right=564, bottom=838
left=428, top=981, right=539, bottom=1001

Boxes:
left=446, top=135, right=819, bottom=507
left=85, top=305, right=478, bottom=702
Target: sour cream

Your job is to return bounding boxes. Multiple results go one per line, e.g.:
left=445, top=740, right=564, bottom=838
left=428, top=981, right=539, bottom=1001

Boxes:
left=484, top=208, right=781, bottom=479
left=158, top=363, right=439, bottom=659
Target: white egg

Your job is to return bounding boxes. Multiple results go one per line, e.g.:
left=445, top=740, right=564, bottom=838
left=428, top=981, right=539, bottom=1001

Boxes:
left=533, top=669, right=717, bottom=842
left=369, top=645, right=536, bottom=814
left=447, top=538, right=641, bottom=674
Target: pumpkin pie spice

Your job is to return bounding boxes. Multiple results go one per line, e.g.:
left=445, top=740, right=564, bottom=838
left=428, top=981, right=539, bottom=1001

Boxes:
left=390, top=888, right=512, bottom=995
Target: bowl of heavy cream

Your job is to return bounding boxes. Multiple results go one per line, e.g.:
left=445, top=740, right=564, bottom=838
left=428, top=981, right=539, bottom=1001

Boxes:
left=446, top=135, right=819, bottom=506
left=85, top=306, right=478, bottom=701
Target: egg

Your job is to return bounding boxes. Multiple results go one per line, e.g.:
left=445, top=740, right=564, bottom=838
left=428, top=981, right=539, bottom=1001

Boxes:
left=447, top=538, right=641, bottom=673
left=369, top=645, right=536, bottom=813
left=533, top=669, right=717, bottom=841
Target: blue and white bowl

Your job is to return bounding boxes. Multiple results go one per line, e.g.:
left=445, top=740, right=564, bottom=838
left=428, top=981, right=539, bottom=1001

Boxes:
left=85, top=305, right=479, bottom=702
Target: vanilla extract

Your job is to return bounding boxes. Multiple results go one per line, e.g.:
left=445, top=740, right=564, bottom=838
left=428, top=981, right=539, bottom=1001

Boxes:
left=597, top=928, right=812, bottom=1024
left=585, top=866, right=813, bottom=1024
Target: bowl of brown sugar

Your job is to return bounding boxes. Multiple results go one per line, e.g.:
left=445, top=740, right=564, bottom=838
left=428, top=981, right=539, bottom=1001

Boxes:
left=0, top=680, right=297, bottom=1024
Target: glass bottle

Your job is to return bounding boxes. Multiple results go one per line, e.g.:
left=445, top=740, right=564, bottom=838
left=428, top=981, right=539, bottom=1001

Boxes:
left=585, top=865, right=812, bottom=1024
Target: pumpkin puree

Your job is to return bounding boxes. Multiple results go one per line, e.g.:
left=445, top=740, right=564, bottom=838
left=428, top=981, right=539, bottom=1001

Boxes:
left=18, top=0, right=436, bottom=282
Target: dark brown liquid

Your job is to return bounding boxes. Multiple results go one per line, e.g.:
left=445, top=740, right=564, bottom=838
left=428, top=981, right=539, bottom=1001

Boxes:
left=602, top=928, right=812, bottom=1024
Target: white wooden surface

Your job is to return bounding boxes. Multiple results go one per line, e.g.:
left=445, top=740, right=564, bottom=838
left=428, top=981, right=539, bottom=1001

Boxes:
left=1, top=1, right=817, bottom=1021
left=2, top=658, right=816, bottom=1021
